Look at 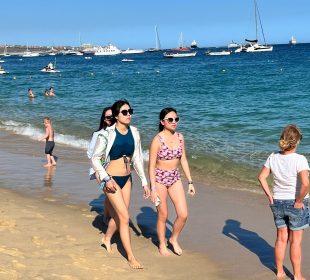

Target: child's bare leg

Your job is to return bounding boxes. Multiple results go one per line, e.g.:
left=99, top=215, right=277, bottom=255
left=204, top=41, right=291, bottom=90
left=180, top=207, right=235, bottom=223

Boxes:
left=50, top=155, right=56, bottom=166
left=44, top=154, right=53, bottom=167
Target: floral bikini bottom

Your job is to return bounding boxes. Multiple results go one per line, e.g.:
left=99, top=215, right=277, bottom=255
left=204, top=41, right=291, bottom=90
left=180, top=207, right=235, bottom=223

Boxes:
left=155, top=167, right=181, bottom=188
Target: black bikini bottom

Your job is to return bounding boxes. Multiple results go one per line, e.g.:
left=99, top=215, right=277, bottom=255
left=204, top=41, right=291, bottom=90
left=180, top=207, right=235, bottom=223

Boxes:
left=112, top=174, right=132, bottom=189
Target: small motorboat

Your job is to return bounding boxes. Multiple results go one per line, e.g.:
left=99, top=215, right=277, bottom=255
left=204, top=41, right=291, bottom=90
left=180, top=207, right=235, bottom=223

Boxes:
left=163, top=51, right=197, bottom=58
left=0, top=67, right=8, bottom=74
left=41, top=61, right=60, bottom=73
left=40, top=68, right=60, bottom=73
left=206, top=50, right=231, bottom=56
left=122, top=58, right=135, bottom=62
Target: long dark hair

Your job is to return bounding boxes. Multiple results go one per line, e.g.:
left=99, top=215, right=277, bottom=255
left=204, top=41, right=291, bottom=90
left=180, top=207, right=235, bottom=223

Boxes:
left=158, top=107, right=177, bottom=131
left=94, top=106, right=113, bottom=132
left=111, top=99, right=131, bottom=121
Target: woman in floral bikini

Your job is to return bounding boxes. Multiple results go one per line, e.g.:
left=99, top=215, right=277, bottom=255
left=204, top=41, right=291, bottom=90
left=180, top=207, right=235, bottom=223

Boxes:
left=149, top=107, right=195, bottom=256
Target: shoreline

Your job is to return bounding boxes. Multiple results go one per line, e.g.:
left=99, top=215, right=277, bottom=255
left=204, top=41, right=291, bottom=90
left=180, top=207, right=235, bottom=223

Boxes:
left=1, top=130, right=310, bottom=279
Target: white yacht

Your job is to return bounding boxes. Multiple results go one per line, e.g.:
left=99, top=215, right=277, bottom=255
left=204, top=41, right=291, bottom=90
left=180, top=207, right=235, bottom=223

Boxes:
left=122, top=48, right=145, bottom=54
left=289, top=36, right=297, bottom=45
left=94, top=44, right=121, bottom=56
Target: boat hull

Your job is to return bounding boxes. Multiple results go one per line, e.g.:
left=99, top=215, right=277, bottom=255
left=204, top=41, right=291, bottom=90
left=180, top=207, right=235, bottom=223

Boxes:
left=163, top=52, right=197, bottom=58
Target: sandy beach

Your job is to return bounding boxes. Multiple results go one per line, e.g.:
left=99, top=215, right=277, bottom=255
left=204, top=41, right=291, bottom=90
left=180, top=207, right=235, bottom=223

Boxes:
left=1, top=130, right=310, bottom=280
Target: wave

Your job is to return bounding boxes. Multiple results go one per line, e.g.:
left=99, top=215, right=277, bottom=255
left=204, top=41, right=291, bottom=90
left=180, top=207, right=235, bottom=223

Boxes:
left=0, top=120, right=151, bottom=159
left=0, top=120, right=89, bottom=150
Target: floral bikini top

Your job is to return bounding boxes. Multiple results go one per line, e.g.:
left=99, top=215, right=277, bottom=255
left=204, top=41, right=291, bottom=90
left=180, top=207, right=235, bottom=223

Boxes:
left=157, top=133, right=183, bottom=160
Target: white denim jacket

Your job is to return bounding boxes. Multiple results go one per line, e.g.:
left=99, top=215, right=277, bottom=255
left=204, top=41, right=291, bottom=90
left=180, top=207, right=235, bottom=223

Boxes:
left=91, top=124, right=147, bottom=187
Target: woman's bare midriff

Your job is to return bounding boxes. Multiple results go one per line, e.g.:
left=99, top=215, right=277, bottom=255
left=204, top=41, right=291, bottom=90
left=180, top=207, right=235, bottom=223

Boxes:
left=156, top=158, right=179, bottom=170
left=106, top=157, right=132, bottom=176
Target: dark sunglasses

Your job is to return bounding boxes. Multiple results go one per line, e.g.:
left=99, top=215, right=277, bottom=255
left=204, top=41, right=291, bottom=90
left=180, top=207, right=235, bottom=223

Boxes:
left=163, top=117, right=180, bottom=124
left=104, top=115, right=113, bottom=120
left=120, top=108, right=133, bottom=116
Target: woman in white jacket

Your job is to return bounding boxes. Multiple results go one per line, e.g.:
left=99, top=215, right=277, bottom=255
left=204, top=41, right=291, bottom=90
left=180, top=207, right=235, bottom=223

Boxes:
left=92, top=99, right=150, bottom=269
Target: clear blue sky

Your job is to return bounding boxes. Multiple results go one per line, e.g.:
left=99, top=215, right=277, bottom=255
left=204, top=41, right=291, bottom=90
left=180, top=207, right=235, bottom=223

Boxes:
left=2, top=0, right=309, bottom=48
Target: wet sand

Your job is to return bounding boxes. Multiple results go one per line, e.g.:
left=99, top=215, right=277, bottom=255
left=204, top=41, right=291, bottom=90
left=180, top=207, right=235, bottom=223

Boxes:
left=0, top=130, right=310, bottom=279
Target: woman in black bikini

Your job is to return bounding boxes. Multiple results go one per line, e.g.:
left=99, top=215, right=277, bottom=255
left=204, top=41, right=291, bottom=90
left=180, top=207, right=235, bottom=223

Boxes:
left=91, top=99, right=150, bottom=269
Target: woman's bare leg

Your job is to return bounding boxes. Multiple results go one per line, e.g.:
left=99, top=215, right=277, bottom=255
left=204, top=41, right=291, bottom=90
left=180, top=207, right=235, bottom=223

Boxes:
left=104, top=180, right=142, bottom=268
left=102, top=179, right=131, bottom=252
left=167, top=180, right=188, bottom=256
left=156, top=183, right=171, bottom=256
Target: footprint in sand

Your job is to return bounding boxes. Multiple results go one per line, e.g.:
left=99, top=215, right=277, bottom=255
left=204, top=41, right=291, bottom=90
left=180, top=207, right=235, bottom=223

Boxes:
left=31, top=236, right=46, bottom=247
left=0, top=246, right=23, bottom=257
left=82, top=213, right=93, bottom=218
left=0, top=217, right=17, bottom=232
left=51, top=274, right=79, bottom=280
left=44, top=198, right=57, bottom=202
left=65, top=235, right=77, bottom=242
left=12, top=260, right=26, bottom=269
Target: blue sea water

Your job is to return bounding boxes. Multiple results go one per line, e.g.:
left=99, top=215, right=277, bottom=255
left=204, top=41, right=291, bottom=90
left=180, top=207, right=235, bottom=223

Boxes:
left=1, top=44, right=310, bottom=190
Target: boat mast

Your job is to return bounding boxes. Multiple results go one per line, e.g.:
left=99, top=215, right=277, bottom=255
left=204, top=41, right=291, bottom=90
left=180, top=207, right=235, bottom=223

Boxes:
left=178, top=32, right=184, bottom=48
left=155, top=25, right=161, bottom=50
left=255, top=0, right=267, bottom=45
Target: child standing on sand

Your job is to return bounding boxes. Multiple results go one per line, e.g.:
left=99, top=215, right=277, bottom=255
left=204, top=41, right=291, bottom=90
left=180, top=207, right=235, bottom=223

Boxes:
left=38, top=117, right=57, bottom=167
left=258, top=124, right=309, bottom=280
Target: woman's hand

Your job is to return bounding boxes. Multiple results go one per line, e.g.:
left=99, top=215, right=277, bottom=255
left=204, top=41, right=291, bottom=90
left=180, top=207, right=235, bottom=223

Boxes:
left=104, top=180, right=117, bottom=193
left=150, top=189, right=159, bottom=204
left=188, top=183, right=195, bottom=196
left=143, top=186, right=150, bottom=199
left=294, top=201, right=304, bottom=209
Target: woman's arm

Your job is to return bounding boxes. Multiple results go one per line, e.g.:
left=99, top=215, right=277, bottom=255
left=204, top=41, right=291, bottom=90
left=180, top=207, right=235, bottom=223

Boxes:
left=91, top=133, right=109, bottom=182
left=295, top=170, right=309, bottom=208
left=179, top=134, right=195, bottom=196
left=87, top=132, right=98, bottom=159
left=257, top=166, right=273, bottom=204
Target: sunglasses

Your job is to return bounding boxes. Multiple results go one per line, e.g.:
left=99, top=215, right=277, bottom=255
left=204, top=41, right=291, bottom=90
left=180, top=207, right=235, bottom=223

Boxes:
left=163, top=117, right=180, bottom=124
left=120, top=108, right=133, bottom=116
left=104, top=115, right=113, bottom=120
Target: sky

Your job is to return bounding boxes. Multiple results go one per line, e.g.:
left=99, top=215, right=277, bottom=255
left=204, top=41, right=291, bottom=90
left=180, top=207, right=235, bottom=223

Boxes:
left=2, top=0, right=310, bottom=49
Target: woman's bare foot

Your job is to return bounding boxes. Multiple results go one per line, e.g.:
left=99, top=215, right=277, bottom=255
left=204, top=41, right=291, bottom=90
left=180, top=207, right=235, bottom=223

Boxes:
left=128, top=257, right=143, bottom=269
left=159, top=245, right=172, bottom=256
left=101, top=236, right=113, bottom=253
left=168, top=238, right=183, bottom=256
left=276, top=270, right=287, bottom=279
left=293, top=276, right=306, bottom=280
left=44, top=164, right=53, bottom=167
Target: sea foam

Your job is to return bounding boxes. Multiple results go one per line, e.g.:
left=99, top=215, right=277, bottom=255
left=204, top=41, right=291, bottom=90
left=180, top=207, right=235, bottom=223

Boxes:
left=0, top=120, right=89, bottom=150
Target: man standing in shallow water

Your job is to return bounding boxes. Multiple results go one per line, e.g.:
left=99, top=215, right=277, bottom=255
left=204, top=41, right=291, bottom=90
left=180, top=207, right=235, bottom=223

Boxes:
left=38, top=117, right=57, bottom=167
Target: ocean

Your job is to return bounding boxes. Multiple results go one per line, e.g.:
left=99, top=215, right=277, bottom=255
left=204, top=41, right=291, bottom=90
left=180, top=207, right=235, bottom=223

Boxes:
left=1, top=44, right=310, bottom=191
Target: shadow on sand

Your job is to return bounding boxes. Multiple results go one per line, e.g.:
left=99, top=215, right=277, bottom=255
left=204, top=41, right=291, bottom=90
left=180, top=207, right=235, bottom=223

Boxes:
left=89, top=195, right=174, bottom=256
left=222, top=219, right=293, bottom=279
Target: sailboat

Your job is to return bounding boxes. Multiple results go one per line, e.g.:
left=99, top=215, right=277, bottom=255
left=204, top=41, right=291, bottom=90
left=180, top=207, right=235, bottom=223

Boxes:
left=171, top=32, right=190, bottom=51
left=22, top=44, right=40, bottom=57
left=2, top=45, right=11, bottom=57
left=147, top=25, right=162, bottom=52
left=235, top=0, right=273, bottom=53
